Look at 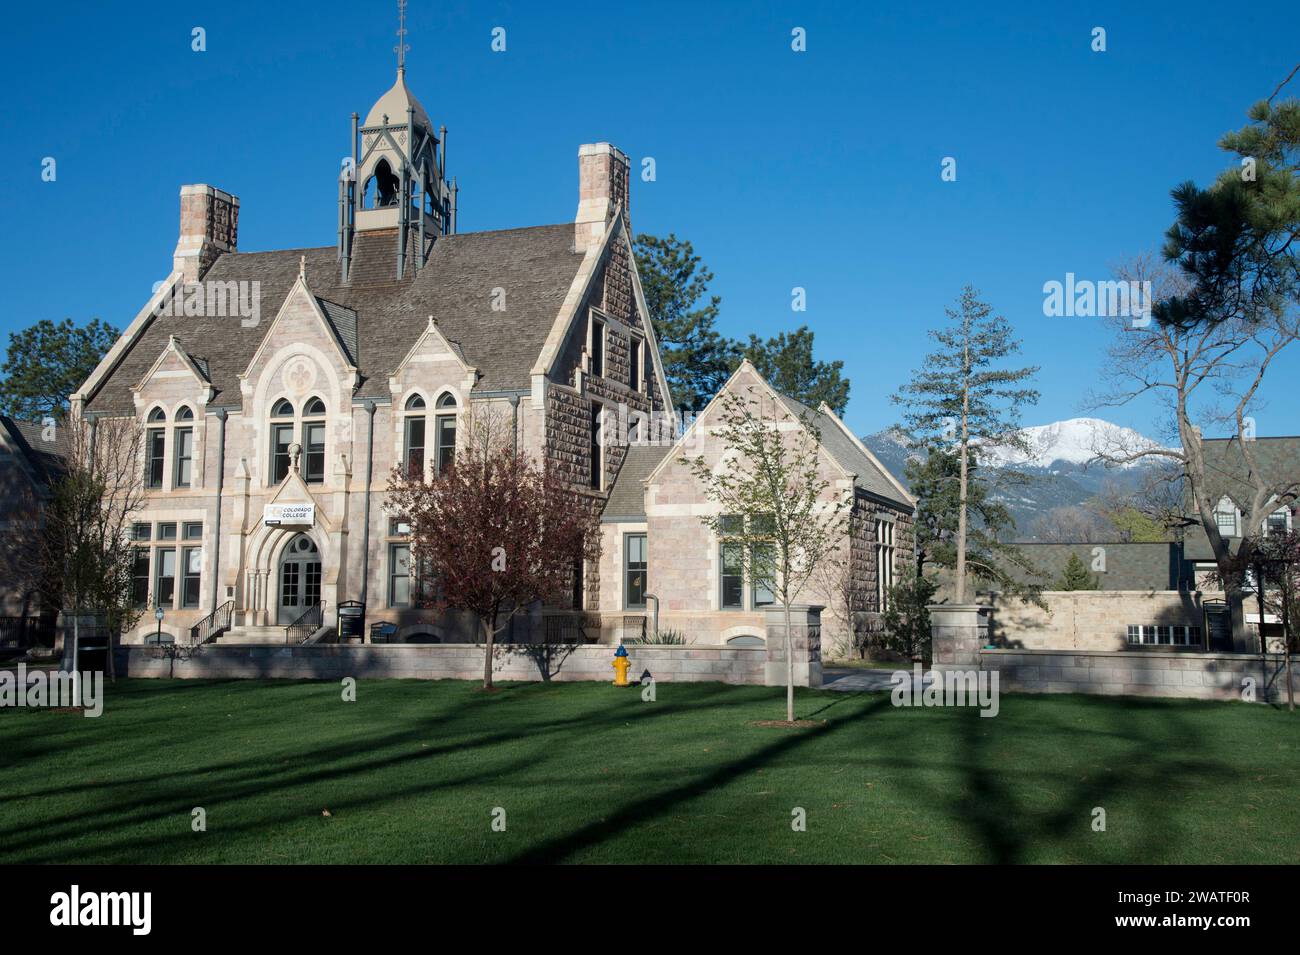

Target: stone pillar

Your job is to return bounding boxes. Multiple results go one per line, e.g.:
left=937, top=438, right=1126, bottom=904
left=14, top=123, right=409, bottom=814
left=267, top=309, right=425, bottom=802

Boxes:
left=763, top=604, right=823, bottom=688
left=929, top=604, right=989, bottom=669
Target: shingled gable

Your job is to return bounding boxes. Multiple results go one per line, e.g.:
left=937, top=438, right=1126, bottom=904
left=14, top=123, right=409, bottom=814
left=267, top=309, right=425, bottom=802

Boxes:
left=81, top=222, right=586, bottom=414
left=132, top=334, right=215, bottom=407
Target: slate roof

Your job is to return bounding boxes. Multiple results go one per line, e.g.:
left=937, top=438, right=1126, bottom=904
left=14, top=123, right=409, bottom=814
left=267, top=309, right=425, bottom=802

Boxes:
left=0, top=416, right=69, bottom=483
left=775, top=394, right=912, bottom=509
left=602, top=445, right=670, bottom=522
left=1008, top=541, right=1192, bottom=591
left=84, top=223, right=584, bottom=412
left=1197, top=435, right=1300, bottom=508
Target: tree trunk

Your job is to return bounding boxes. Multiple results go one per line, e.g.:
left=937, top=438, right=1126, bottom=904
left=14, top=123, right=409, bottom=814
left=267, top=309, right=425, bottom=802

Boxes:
left=784, top=601, right=794, bottom=723
left=70, top=600, right=81, bottom=707
left=956, top=408, right=970, bottom=603
left=482, top=613, right=495, bottom=690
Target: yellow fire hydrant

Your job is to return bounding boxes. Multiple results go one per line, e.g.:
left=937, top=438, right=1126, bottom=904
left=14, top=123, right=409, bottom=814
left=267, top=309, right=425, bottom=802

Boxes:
left=612, top=644, right=631, bottom=687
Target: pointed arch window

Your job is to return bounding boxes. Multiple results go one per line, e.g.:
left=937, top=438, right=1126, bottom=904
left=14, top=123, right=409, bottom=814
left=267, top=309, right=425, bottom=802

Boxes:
left=435, top=393, right=457, bottom=473
left=404, top=394, right=427, bottom=477
left=173, top=406, right=194, bottom=488
left=302, top=397, right=326, bottom=484
left=146, top=407, right=166, bottom=488
left=271, top=399, right=295, bottom=484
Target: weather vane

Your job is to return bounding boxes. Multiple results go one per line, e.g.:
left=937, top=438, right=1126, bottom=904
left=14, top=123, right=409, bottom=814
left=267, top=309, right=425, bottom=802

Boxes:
left=395, top=0, right=410, bottom=71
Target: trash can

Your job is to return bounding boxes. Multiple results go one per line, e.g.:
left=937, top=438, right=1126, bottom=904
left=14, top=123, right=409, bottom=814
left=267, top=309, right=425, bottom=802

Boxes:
left=337, top=601, right=365, bottom=643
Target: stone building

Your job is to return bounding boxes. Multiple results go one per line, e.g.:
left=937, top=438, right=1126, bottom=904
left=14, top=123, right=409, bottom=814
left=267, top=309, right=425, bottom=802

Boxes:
left=71, top=66, right=912, bottom=654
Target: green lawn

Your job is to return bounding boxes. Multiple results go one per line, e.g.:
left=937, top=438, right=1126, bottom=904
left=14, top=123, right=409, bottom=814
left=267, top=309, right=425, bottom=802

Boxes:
left=2, top=678, right=1298, bottom=864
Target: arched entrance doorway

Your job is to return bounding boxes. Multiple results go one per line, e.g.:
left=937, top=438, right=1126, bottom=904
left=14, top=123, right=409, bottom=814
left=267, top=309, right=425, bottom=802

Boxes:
left=277, top=534, right=322, bottom=624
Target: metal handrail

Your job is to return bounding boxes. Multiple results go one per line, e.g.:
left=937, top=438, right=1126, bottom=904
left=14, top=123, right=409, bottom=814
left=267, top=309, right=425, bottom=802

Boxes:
left=285, top=601, right=324, bottom=645
left=190, top=600, right=234, bottom=644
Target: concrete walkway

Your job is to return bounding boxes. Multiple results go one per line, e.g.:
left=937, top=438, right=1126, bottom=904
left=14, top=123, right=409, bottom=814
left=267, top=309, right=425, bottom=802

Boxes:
left=821, top=666, right=934, bottom=692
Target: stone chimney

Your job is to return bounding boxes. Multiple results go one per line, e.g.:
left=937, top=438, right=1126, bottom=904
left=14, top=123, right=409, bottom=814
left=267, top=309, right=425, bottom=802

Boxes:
left=173, top=184, right=239, bottom=282
left=574, top=143, right=629, bottom=252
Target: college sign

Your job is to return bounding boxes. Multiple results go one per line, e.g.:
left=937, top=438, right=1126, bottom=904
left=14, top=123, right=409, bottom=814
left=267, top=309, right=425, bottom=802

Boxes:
left=263, top=503, right=315, bottom=527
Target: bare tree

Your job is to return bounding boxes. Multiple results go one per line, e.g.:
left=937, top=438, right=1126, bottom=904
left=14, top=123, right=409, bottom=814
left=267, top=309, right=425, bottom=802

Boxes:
left=1090, top=253, right=1300, bottom=642
left=386, top=404, right=596, bottom=690
left=1029, top=505, right=1112, bottom=543
left=685, top=389, right=849, bottom=723
left=38, top=415, right=147, bottom=684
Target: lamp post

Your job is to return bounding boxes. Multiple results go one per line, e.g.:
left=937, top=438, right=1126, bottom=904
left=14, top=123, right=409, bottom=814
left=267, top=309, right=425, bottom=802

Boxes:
left=155, top=605, right=164, bottom=644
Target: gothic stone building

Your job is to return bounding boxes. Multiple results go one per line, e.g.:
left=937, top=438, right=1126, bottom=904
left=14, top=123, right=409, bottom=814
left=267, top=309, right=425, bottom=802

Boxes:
left=71, top=68, right=913, bottom=654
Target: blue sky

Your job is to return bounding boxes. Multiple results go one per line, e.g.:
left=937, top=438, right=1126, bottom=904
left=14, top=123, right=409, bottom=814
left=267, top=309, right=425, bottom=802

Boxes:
left=2, top=0, right=1297, bottom=440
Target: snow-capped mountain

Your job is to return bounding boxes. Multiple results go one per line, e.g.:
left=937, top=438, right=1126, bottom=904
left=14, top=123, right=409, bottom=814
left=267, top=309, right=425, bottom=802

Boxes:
left=977, top=418, right=1166, bottom=470
left=861, top=418, right=1173, bottom=538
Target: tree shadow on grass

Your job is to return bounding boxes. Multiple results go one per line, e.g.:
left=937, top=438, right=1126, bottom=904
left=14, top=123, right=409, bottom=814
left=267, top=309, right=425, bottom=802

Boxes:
left=891, top=693, right=1245, bottom=863
left=0, top=680, right=767, bottom=862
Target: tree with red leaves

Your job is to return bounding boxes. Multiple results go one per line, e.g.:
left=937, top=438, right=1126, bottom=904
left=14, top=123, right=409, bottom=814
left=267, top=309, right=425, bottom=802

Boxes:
left=386, top=407, right=595, bottom=689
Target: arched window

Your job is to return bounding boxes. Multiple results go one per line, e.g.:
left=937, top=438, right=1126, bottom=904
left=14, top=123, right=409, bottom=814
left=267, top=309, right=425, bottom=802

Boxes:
left=403, top=394, right=426, bottom=477
left=145, top=408, right=166, bottom=488
left=302, top=397, right=326, bottom=484
left=434, top=393, right=457, bottom=473
left=374, top=159, right=399, bottom=207
left=270, top=399, right=294, bottom=483
left=173, top=406, right=195, bottom=488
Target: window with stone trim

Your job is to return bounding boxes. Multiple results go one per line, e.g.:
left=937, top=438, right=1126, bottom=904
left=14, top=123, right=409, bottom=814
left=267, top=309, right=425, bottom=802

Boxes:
left=403, top=394, right=426, bottom=477
left=1126, top=624, right=1201, bottom=647
left=589, top=402, right=604, bottom=491
left=589, top=317, right=605, bottom=378
left=146, top=408, right=166, bottom=489
left=630, top=337, right=642, bottom=392
left=624, top=533, right=647, bottom=610
left=173, top=406, right=194, bottom=488
left=271, top=398, right=294, bottom=484
left=302, top=397, right=326, bottom=484
left=434, top=393, right=457, bottom=473
left=875, top=517, right=896, bottom=612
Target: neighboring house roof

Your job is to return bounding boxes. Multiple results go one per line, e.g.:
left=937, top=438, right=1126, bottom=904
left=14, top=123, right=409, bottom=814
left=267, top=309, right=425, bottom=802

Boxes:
left=602, top=445, right=670, bottom=522
left=1197, top=435, right=1300, bottom=510
left=775, top=394, right=912, bottom=509
left=83, top=223, right=585, bottom=413
left=0, top=416, right=69, bottom=484
left=1007, top=541, right=1190, bottom=591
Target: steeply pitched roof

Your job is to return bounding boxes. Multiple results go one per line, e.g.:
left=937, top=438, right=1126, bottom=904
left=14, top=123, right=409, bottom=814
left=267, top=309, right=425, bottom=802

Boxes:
left=775, top=394, right=912, bottom=509
left=1198, top=435, right=1300, bottom=508
left=83, top=223, right=584, bottom=413
left=0, top=416, right=68, bottom=484
left=602, top=444, right=670, bottom=522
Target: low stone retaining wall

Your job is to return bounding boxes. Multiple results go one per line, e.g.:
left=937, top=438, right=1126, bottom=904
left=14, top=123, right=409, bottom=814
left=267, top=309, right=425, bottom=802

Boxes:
left=115, top=643, right=771, bottom=685
left=987, top=590, right=1204, bottom=651
left=980, top=647, right=1298, bottom=702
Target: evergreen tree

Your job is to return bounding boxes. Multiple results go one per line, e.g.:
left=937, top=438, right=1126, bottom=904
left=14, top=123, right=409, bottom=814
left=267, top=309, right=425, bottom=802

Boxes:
left=1057, top=552, right=1100, bottom=591
left=741, top=326, right=849, bottom=416
left=0, top=318, right=118, bottom=420
left=893, top=286, right=1041, bottom=602
left=633, top=233, right=738, bottom=412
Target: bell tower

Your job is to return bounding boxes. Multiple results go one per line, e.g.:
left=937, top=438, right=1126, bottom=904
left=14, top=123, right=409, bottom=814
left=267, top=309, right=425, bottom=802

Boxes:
left=338, top=0, right=457, bottom=282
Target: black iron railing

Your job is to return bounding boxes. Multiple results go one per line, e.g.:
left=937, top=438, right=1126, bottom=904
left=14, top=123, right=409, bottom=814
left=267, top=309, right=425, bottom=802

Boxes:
left=0, top=616, right=57, bottom=649
left=190, top=600, right=234, bottom=644
left=543, top=612, right=600, bottom=645
left=285, top=602, right=324, bottom=645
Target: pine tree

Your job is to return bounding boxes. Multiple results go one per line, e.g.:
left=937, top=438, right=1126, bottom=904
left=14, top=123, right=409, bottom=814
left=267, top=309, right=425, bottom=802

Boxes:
left=1057, top=552, right=1099, bottom=591
left=893, top=286, right=1041, bottom=603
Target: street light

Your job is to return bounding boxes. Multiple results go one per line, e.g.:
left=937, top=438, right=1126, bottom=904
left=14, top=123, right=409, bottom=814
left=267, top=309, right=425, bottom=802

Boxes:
left=154, top=604, right=164, bottom=645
